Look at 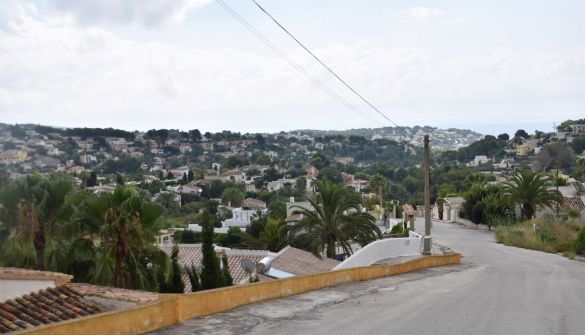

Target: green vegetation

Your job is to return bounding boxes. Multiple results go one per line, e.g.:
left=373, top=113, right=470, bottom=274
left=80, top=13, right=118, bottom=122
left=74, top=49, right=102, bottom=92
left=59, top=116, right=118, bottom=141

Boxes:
left=503, top=170, right=559, bottom=220
left=289, top=180, right=381, bottom=259
left=496, top=218, right=583, bottom=256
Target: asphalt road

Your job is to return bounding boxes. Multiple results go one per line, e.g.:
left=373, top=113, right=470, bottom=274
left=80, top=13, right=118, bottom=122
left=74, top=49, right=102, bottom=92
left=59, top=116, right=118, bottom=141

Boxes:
left=152, top=219, right=585, bottom=335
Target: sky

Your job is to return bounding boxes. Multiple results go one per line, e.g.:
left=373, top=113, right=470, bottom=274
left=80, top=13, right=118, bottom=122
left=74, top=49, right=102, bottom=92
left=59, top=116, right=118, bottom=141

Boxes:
left=0, top=0, right=584, bottom=136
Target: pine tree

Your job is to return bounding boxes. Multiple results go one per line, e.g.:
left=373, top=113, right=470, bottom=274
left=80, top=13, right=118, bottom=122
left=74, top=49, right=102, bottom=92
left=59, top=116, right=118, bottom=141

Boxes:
left=185, top=264, right=201, bottom=292
left=221, top=254, right=233, bottom=286
left=187, top=170, right=195, bottom=181
left=200, top=209, right=223, bottom=289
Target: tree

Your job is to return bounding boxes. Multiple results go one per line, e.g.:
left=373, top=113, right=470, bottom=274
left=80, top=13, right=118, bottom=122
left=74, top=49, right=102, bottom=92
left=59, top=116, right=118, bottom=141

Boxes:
left=87, top=171, right=98, bottom=187
left=515, top=129, right=529, bottom=139
left=317, top=165, right=343, bottom=184
left=80, top=186, right=165, bottom=288
left=221, top=254, right=233, bottom=286
left=240, top=217, right=287, bottom=252
left=221, top=187, right=245, bottom=207
left=116, top=173, right=125, bottom=186
left=165, top=244, right=185, bottom=293
left=497, top=133, right=510, bottom=141
left=187, top=170, right=195, bottom=182
left=532, top=142, right=576, bottom=172
left=369, top=174, right=387, bottom=208
left=185, top=264, right=201, bottom=292
left=199, top=209, right=224, bottom=289
left=0, top=174, right=73, bottom=270
left=503, top=170, right=560, bottom=221
left=289, top=180, right=381, bottom=259
left=575, top=158, right=585, bottom=182
left=156, top=192, right=180, bottom=216
left=189, top=129, right=202, bottom=142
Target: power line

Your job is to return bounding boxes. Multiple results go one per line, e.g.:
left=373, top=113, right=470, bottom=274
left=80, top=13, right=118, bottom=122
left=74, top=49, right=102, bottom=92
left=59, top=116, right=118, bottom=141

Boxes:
left=252, top=0, right=400, bottom=128
left=214, top=0, right=383, bottom=126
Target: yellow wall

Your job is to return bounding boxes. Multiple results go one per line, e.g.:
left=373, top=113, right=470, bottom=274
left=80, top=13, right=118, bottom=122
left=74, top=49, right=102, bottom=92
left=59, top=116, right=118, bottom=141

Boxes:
left=16, top=254, right=461, bottom=335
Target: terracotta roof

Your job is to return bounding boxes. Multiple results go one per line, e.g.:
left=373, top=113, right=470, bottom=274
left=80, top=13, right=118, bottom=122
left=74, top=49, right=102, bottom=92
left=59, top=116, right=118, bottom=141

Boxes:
left=0, top=286, right=106, bottom=333
left=159, top=245, right=271, bottom=290
left=66, top=283, right=159, bottom=305
left=560, top=197, right=585, bottom=212
left=0, top=268, right=72, bottom=286
left=241, top=198, right=267, bottom=209
left=269, top=246, right=340, bottom=276
left=402, top=204, right=416, bottom=216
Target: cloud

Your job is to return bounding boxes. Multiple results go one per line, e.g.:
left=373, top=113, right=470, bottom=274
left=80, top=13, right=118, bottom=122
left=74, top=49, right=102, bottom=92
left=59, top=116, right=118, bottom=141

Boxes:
left=0, top=1, right=584, bottom=132
left=405, top=7, right=444, bottom=19
left=48, top=0, right=213, bottom=26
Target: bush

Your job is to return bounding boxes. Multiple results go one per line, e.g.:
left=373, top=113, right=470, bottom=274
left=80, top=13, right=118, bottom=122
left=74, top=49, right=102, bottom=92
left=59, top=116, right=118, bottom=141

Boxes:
left=574, top=226, right=585, bottom=255
left=496, top=218, right=582, bottom=255
left=390, top=224, right=403, bottom=234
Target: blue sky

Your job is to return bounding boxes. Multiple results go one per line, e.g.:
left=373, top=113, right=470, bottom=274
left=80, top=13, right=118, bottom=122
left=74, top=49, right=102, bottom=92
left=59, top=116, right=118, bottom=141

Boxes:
left=0, top=0, right=584, bottom=136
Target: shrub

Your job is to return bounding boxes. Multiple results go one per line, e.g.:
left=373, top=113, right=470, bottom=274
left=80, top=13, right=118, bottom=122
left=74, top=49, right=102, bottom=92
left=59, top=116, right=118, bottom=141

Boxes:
left=574, top=226, right=585, bottom=255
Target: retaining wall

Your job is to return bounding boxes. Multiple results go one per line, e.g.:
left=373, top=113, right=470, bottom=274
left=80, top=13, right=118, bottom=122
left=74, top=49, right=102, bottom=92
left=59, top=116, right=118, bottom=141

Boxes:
left=16, top=253, right=461, bottom=335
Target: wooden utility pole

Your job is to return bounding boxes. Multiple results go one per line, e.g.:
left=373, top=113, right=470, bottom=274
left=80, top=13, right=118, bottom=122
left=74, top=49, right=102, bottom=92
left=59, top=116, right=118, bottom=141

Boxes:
left=423, top=135, right=432, bottom=255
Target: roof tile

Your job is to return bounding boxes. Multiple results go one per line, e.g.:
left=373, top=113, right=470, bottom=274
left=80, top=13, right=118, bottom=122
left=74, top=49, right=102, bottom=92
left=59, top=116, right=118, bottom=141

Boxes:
left=0, top=285, right=107, bottom=333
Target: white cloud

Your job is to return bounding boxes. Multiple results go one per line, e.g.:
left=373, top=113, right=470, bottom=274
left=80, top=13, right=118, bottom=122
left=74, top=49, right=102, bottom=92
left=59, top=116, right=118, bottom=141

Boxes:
left=48, top=0, right=213, bottom=26
left=0, top=1, right=584, bottom=132
left=405, top=7, right=444, bottom=19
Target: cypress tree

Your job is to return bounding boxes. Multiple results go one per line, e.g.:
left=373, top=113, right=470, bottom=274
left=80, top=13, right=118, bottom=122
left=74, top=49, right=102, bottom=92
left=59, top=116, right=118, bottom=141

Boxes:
left=167, top=244, right=185, bottom=293
left=156, top=266, right=168, bottom=293
left=200, top=209, right=223, bottom=289
left=185, top=264, right=201, bottom=292
left=221, top=254, right=233, bottom=286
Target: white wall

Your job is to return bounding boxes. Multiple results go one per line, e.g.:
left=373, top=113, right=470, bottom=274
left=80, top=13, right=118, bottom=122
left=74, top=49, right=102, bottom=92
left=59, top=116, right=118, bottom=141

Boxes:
left=187, top=224, right=246, bottom=234
left=0, top=279, right=56, bottom=301
left=333, top=232, right=423, bottom=270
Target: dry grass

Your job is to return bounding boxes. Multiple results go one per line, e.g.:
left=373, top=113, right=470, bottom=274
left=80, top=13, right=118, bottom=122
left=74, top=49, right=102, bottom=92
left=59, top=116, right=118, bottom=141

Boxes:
left=495, top=218, right=583, bottom=254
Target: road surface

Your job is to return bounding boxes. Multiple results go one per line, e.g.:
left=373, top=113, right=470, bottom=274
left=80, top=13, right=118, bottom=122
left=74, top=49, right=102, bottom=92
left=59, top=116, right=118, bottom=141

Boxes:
left=152, top=219, right=585, bottom=335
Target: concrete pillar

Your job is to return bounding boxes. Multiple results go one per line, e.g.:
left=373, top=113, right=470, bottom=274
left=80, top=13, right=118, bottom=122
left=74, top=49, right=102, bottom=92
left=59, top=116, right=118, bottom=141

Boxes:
left=423, top=135, right=432, bottom=255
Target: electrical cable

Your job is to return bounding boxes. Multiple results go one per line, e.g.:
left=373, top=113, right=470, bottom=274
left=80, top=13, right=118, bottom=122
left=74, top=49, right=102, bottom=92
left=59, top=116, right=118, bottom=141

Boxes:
left=252, top=0, right=400, bottom=128
left=215, top=0, right=384, bottom=126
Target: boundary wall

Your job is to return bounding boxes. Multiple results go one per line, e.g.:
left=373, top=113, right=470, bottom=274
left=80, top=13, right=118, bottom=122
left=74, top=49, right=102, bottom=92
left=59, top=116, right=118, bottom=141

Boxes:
left=16, top=253, right=461, bottom=335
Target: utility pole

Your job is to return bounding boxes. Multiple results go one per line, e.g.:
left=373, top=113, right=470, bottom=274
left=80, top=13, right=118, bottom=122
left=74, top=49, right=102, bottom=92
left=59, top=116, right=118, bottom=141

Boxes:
left=423, top=135, right=432, bottom=255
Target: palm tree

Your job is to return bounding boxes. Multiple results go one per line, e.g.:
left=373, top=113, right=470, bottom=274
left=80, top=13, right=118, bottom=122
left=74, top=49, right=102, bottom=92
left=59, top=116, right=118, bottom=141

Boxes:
left=240, top=217, right=287, bottom=252
left=155, top=191, right=180, bottom=216
left=503, top=170, right=560, bottom=221
left=369, top=174, right=387, bottom=209
left=0, top=173, right=73, bottom=270
left=289, top=180, right=381, bottom=259
left=575, top=158, right=585, bottom=182
left=80, top=186, right=166, bottom=289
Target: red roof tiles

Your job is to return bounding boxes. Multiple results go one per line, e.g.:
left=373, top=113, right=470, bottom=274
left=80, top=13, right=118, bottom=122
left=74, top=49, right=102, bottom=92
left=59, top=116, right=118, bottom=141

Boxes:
left=0, top=286, right=106, bottom=333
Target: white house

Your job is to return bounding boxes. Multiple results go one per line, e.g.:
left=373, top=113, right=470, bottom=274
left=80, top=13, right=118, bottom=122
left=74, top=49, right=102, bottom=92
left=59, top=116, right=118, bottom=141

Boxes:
left=267, top=178, right=296, bottom=192
left=466, top=155, right=490, bottom=167
left=570, top=124, right=585, bottom=134
left=221, top=207, right=266, bottom=228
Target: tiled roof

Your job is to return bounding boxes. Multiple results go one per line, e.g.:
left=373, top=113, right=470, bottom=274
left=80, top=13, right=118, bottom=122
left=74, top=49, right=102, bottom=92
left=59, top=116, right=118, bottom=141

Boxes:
left=159, top=245, right=271, bottom=290
left=560, top=197, right=585, bottom=212
left=66, top=283, right=159, bottom=305
left=0, top=286, right=106, bottom=333
left=402, top=204, right=416, bottom=216
left=269, top=246, right=340, bottom=277
left=0, top=268, right=72, bottom=286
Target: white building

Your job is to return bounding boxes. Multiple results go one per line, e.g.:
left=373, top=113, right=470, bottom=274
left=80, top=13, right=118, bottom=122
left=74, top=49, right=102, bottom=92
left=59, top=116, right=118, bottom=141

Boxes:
left=570, top=124, right=585, bottom=134
left=221, top=207, right=266, bottom=228
left=466, top=155, right=490, bottom=167
left=267, top=178, right=296, bottom=192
